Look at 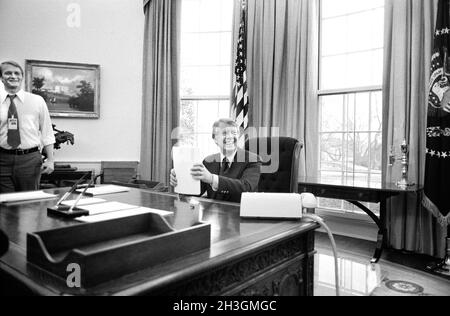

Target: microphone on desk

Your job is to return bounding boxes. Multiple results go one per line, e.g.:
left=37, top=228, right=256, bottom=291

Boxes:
left=0, top=229, right=9, bottom=258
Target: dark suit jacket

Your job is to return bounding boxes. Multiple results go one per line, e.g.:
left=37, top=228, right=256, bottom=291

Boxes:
left=200, top=149, right=261, bottom=203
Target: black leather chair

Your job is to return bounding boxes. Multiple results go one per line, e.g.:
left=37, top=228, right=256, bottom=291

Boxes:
left=246, top=137, right=302, bottom=193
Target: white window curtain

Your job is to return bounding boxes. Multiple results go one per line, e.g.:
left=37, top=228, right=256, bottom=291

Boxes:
left=382, top=0, right=446, bottom=258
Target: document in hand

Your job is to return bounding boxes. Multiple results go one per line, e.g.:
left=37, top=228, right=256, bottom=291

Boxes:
left=172, top=146, right=202, bottom=195
left=0, top=191, right=57, bottom=204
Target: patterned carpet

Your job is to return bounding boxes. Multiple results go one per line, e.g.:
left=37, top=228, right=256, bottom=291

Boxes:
left=369, top=260, right=450, bottom=296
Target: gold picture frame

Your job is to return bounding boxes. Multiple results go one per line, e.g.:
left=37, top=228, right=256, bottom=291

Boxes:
left=25, top=60, right=100, bottom=118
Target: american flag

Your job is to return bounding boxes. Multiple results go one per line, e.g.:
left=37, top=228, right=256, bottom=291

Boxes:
left=423, top=0, right=450, bottom=223
left=233, top=0, right=249, bottom=132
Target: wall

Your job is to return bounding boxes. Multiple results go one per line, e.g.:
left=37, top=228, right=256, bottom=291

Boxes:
left=0, top=0, right=144, bottom=168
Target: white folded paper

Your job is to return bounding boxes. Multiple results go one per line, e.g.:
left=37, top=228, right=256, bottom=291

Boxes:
left=0, top=190, right=57, bottom=203
left=75, top=185, right=130, bottom=196
left=75, top=201, right=138, bottom=215
left=172, top=146, right=202, bottom=195
left=240, top=193, right=303, bottom=219
left=77, top=207, right=173, bottom=223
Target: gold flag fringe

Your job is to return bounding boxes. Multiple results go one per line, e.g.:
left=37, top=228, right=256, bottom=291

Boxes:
left=422, top=194, right=450, bottom=227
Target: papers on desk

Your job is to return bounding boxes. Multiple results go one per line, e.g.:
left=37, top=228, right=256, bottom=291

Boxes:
left=77, top=207, right=172, bottom=223
left=75, top=201, right=138, bottom=215
left=75, top=185, right=130, bottom=196
left=61, top=197, right=106, bottom=207
left=0, top=190, right=57, bottom=204
left=172, top=146, right=201, bottom=195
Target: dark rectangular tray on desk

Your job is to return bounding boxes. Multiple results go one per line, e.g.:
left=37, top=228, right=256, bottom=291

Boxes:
left=26, top=213, right=211, bottom=288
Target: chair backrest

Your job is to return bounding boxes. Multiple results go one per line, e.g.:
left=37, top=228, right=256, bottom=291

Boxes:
left=246, top=137, right=302, bottom=193
left=100, top=161, right=138, bottom=184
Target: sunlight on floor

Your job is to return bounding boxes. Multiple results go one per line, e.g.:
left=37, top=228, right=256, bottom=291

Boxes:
left=314, top=250, right=450, bottom=296
left=314, top=253, right=382, bottom=296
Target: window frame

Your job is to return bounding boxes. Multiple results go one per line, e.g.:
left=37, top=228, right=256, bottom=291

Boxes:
left=317, top=0, right=384, bottom=217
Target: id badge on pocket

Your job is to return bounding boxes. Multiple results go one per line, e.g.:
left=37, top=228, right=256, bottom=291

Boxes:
left=8, top=118, right=18, bottom=130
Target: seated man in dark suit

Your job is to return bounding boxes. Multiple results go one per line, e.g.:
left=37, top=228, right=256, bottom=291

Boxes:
left=170, top=118, right=261, bottom=203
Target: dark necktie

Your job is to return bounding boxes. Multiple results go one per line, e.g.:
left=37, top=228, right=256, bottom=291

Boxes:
left=220, top=157, right=229, bottom=175
left=7, top=95, right=21, bottom=149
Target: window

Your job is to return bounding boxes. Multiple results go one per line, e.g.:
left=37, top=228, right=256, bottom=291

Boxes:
left=318, top=0, right=384, bottom=215
left=179, top=0, right=234, bottom=157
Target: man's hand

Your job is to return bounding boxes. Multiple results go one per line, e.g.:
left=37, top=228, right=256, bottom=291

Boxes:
left=170, top=169, right=177, bottom=187
left=190, top=164, right=213, bottom=185
left=41, top=160, right=54, bottom=174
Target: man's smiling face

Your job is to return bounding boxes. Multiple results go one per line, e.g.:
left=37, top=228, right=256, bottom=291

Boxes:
left=1, top=64, right=23, bottom=93
left=214, top=123, right=239, bottom=155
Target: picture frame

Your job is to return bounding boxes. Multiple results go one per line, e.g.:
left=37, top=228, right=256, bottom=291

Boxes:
left=25, top=60, right=100, bottom=118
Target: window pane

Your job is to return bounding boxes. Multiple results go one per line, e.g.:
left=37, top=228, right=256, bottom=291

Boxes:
left=181, top=0, right=200, bottom=32
left=370, top=91, right=382, bottom=131
left=181, top=65, right=230, bottom=96
left=199, top=0, right=223, bottom=31
left=370, top=132, right=382, bottom=172
left=319, top=171, right=343, bottom=184
left=320, top=133, right=344, bottom=171
left=354, top=93, right=369, bottom=131
left=320, top=0, right=384, bottom=90
left=181, top=33, right=200, bottom=66
left=196, top=33, right=222, bottom=65
left=321, top=50, right=383, bottom=90
left=320, top=95, right=344, bottom=132
left=197, top=100, right=220, bottom=132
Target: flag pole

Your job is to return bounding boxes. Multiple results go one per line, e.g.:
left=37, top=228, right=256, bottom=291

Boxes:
left=428, top=225, right=450, bottom=276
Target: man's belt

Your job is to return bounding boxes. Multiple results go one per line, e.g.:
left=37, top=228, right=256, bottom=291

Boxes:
left=0, top=147, right=39, bottom=155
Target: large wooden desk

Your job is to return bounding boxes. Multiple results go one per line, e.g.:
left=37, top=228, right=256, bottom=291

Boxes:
left=0, top=188, right=318, bottom=296
left=298, top=176, right=422, bottom=263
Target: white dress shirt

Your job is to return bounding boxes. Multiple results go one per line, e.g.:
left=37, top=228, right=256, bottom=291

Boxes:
left=0, top=89, right=55, bottom=150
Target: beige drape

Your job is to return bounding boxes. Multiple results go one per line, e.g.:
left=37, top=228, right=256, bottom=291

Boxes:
left=383, top=0, right=445, bottom=258
left=140, top=0, right=180, bottom=185
left=240, top=0, right=319, bottom=177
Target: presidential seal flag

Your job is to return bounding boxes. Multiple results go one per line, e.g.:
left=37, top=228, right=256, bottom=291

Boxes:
left=423, top=0, right=450, bottom=224
left=232, top=0, right=249, bottom=132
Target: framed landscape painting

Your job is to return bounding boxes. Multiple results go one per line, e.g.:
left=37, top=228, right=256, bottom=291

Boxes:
left=25, top=60, right=100, bottom=118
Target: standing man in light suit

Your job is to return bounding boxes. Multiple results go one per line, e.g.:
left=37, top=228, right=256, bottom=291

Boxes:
left=0, top=61, right=55, bottom=193
left=170, top=118, right=261, bottom=203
